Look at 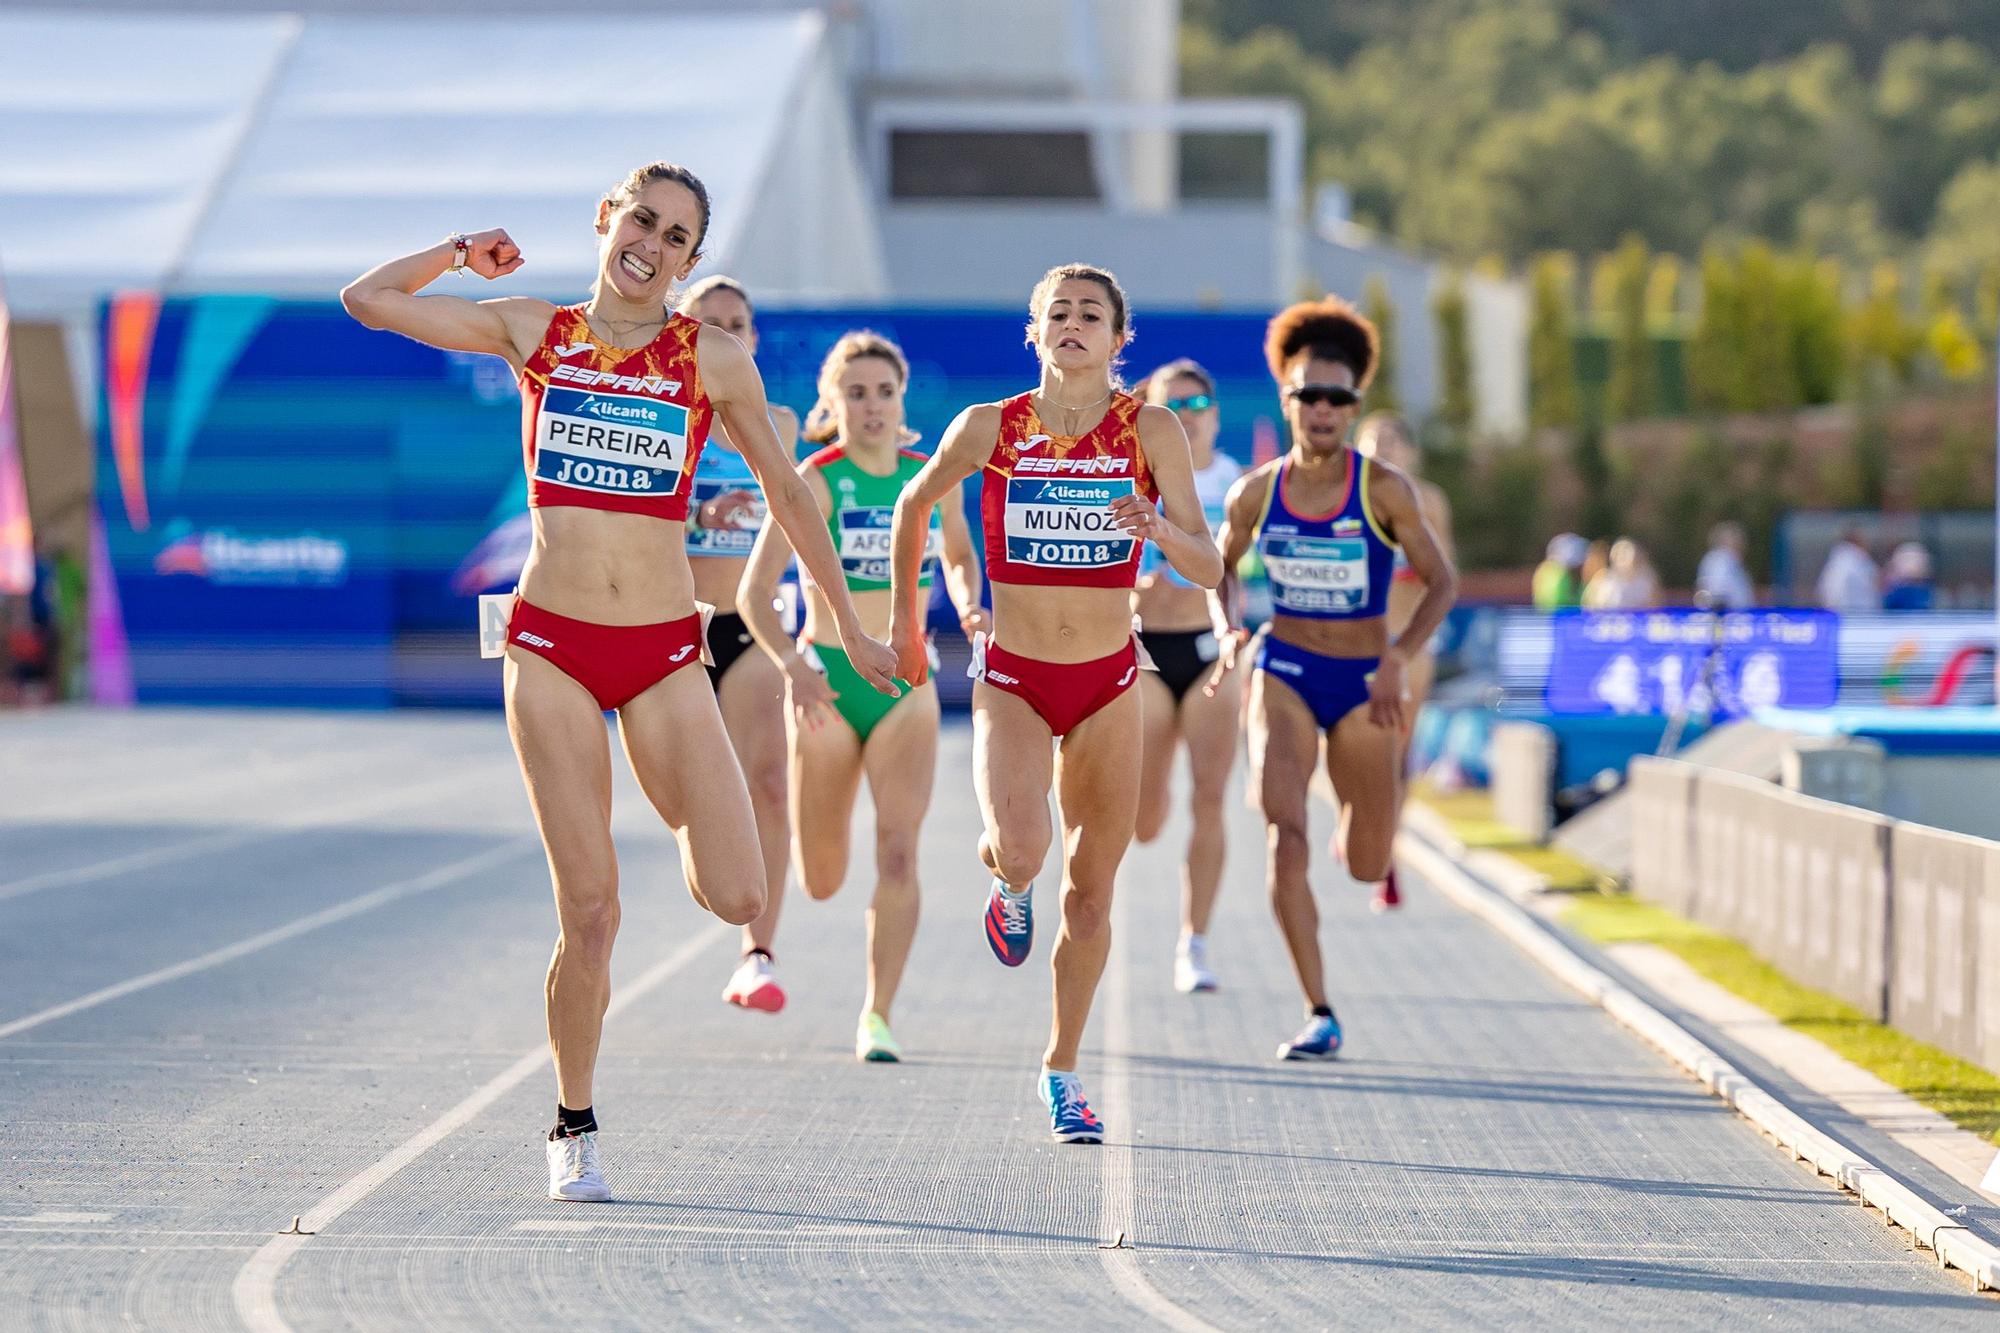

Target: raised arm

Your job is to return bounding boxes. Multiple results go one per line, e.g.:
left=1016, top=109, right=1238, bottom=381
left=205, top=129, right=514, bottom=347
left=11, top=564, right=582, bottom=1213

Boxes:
left=888, top=404, right=999, bottom=683
left=339, top=230, right=553, bottom=371
left=735, top=465, right=840, bottom=728
left=1115, top=403, right=1223, bottom=588
left=701, top=325, right=899, bottom=696
left=1203, top=465, right=1276, bottom=696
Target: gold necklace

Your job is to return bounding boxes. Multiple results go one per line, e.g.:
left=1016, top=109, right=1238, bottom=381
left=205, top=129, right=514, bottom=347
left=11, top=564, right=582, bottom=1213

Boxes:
left=1034, top=386, right=1112, bottom=435
left=587, top=307, right=666, bottom=343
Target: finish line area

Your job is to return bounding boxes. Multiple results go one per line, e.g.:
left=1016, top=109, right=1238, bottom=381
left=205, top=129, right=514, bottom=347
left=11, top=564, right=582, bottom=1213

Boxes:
left=0, top=710, right=1985, bottom=1330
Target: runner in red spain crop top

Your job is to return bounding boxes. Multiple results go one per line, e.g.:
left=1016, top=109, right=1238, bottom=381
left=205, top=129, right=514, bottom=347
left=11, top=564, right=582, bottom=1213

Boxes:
left=979, top=389, right=1156, bottom=590
left=340, top=160, right=898, bottom=1206
left=884, top=264, right=1221, bottom=1147
left=518, top=304, right=712, bottom=520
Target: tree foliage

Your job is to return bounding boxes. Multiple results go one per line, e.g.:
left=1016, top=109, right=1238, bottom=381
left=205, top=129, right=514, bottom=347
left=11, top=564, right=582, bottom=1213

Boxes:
left=1431, top=273, right=1475, bottom=433
left=1600, top=235, right=1654, bottom=422
left=1183, top=1, right=2000, bottom=267
left=1527, top=254, right=1580, bottom=430
left=1362, top=274, right=1402, bottom=415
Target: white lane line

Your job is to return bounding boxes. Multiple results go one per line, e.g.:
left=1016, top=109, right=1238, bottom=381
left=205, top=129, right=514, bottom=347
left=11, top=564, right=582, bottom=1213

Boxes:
left=0, top=768, right=506, bottom=903
left=231, top=920, right=730, bottom=1333
left=1398, top=830, right=2000, bottom=1296
left=1098, top=882, right=1222, bottom=1333
left=510, top=1220, right=896, bottom=1238
left=509, top=1219, right=913, bottom=1237
left=0, top=842, right=536, bottom=1041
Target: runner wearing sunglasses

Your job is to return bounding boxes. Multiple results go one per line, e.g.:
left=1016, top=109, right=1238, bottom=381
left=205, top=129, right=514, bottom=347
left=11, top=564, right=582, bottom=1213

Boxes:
left=1208, top=297, right=1457, bottom=1062
left=1133, top=361, right=1243, bottom=994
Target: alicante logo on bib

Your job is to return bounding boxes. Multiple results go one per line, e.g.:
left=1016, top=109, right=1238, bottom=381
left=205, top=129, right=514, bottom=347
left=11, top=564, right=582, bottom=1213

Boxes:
left=1003, top=476, right=1137, bottom=567
left=1263, top=533, right=1369, bottom=612
left=536, top=385, right=689, bottom=497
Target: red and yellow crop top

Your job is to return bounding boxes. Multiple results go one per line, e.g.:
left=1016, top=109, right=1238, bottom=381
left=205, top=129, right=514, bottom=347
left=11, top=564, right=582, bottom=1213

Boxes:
left=980, top=391, right=1155, bottom=589
left=518, top=306, right=713, bottom=521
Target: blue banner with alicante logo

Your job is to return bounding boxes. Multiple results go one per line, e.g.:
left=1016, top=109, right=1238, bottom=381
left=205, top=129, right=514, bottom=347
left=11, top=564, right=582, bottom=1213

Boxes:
left=97, top=296, right=1289, bottom=707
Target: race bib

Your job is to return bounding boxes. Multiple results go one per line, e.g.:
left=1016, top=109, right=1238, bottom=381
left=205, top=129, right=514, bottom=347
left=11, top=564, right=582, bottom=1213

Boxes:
left=685, top=477, right=762, bottom=556
left=1004, top=477, right=1135, bottom=569
left=1264, top=534, right=1369, bottom=615
left=535, top=386, right=688, bottom=498
left=838, top=507, right=938, bottom=582
left=478, top=593, right=514, bottom=658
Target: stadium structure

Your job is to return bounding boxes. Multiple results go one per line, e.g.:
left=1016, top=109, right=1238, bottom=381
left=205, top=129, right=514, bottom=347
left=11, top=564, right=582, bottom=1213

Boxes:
left=0, top=0, right=1525, bottom=433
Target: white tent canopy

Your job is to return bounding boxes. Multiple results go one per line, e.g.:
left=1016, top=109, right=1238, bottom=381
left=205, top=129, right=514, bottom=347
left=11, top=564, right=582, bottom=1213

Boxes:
left=0, top=9, right=887, bottom=316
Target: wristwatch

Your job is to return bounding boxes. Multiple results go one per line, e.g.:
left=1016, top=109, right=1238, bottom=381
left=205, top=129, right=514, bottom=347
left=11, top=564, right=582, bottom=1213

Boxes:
left=447, top=233, right=469, bottom=274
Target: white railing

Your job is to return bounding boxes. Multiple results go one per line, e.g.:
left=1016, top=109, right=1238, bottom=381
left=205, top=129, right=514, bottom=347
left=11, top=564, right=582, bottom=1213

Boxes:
left=1628, top=756, right=1998, bottom=1074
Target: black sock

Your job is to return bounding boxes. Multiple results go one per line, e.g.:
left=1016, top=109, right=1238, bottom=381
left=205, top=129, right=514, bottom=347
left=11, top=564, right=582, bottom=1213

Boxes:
left=1311, top=1004, right=1334, bottom=1019
left=550, top=1103, right=597, bottom=1140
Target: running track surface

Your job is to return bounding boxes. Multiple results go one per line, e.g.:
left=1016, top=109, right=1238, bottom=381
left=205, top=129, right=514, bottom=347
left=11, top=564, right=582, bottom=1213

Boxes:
left=1, top=708, right=1990, bottom=1330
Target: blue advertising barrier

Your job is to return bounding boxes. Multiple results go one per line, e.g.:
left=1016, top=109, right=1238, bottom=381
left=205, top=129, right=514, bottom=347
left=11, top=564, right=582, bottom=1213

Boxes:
left=98, top=296, right=1288, bottom=707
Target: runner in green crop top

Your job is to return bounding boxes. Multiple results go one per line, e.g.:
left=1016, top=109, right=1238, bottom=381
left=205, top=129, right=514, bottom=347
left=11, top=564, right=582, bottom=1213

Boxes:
left=736, top=331, right=985, bottom=1063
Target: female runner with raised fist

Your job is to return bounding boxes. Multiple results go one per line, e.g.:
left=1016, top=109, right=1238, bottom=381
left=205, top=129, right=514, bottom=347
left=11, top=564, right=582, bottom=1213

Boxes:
left=341, top=162, right=899, bottom=1201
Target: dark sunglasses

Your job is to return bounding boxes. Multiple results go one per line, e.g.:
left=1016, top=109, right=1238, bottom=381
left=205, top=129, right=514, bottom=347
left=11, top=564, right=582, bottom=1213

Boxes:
left=1164, top=393, right=1215, bottom=413
left=1286, top=384, right=1360, bottom=408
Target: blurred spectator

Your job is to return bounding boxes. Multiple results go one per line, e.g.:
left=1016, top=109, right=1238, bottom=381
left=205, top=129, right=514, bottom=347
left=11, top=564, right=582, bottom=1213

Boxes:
left=1579, top=539, right=1610, bottom=591
left=1881, top=541, right=1935, bottom=611
left=1583, top=537, right=1659, bottom=609
left=1817, top=526, right=1880, bottom=612
left=1695, top=521, right=1756, bottom=609
left=2, top=582, right=54, bottom=707
left=1532, top=532, right=1587, bottom=610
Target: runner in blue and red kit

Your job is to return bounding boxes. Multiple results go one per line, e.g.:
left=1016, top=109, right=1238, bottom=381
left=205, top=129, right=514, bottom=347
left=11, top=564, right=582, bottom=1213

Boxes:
left=886, top=265, right=1223, bottom=1143
left=676, top=276, right=801, bottom=1019
left=1209, top=296, right=1458, bottom=1063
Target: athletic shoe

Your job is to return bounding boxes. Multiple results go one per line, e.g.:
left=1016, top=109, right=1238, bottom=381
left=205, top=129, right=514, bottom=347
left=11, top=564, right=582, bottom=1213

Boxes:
left=856, top=1012, right=902, bottom=1063
left=1277, top=1011, right=1343, bottom=1062
left=1038, top=1070, right=1104, bottom=1144
left=1173, top=935, right=1219, bottom=994
left=722, top=953, right=786, bottom=1013
left=1371, top=868, right=1402, bottom=914
left=545, top=1130, right=612, bottom=1202
left=984, top=879, right=1033, bottom=967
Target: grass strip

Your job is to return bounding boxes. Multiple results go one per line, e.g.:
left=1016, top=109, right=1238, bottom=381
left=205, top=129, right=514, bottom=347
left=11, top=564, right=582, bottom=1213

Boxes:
left=1410, top=780, right=1607, bottom=891
left=1412, top=785, right=2000, bottom=1146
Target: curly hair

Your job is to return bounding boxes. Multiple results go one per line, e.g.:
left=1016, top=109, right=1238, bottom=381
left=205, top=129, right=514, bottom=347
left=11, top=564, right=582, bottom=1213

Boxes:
left=1263, top=296, right=1378, bottom=389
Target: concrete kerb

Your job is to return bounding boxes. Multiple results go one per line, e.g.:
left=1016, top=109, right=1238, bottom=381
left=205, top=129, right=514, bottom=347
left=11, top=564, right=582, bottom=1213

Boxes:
left=1397, top=826, right=2000, bottom=1294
